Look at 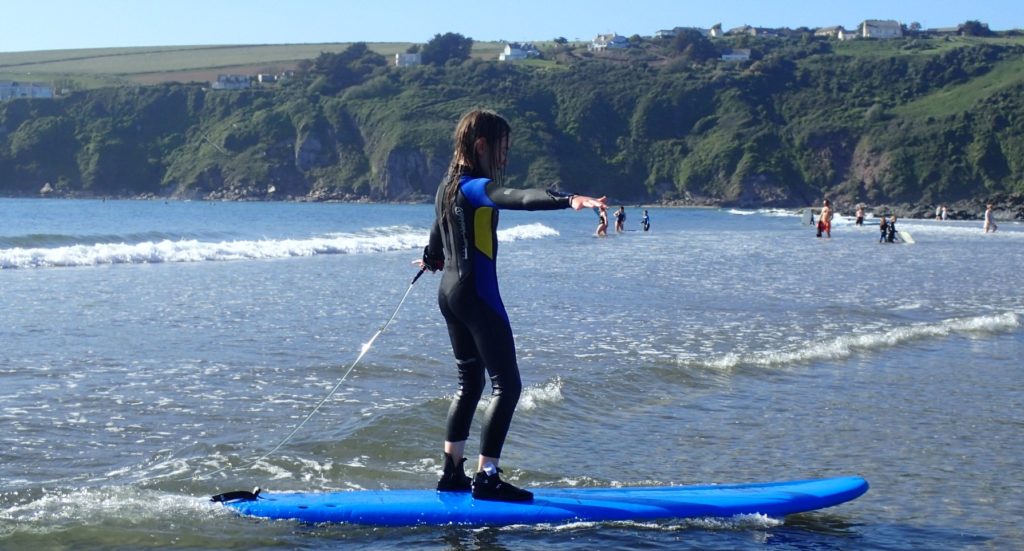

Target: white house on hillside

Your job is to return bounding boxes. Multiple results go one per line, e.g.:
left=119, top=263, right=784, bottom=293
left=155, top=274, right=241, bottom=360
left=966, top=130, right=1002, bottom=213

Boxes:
left=210, top=74, right=251, bottom=90
left=861, top=19, right=902, bottom=39
left=815, top=26, right=858, bottom=40
left=721, top=49, right=751, bottom=62
left=499, top=42, right=540, bottom=61
left=0, top=81, right=54, bottom=100
left=589, top=33, right=629, bottom=51
left=395, top=53, right=421, bottom=67
left=656, top=27, right=710, bottom=39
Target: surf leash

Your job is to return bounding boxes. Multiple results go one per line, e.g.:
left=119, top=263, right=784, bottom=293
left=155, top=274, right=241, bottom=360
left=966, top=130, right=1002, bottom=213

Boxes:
left=185, top=267, right=428, bottom=481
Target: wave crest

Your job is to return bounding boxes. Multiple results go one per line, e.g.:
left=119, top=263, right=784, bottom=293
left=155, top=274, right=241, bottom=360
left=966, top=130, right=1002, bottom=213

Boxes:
left=0, top=224, right=558, bottom=269
left=688, top=312, right=1020, bottom=370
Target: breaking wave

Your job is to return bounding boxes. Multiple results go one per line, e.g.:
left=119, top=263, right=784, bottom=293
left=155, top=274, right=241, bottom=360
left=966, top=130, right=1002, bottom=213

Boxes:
left=687, top=312, right=1020, bottom=370
left=0, top=224, right=559, bottom=269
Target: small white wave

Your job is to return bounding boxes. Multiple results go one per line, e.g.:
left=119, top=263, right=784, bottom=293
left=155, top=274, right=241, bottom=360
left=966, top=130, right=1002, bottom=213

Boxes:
left=0, top=223, right=559, bottom=269
left=497, top=222, right=559, bottom=241
left=692, top=312, right=1020, bottom=370
left=516, top=512, right=782, bottom=532
left=518, top=377, right=565, bottom=411
left=727, top=208, right=801, bottom=218
left=476, top=377, right=564, bottom=413
left=0, top=487, right=221, bottom=533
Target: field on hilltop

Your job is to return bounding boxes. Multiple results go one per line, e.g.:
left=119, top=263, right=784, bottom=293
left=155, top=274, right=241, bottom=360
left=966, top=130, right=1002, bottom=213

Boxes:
left=0, top=42, right=506, bottom=87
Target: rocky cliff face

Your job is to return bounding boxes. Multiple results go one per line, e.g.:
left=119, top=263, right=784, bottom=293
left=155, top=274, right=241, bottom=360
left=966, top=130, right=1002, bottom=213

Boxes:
left=380, top=147, right=445, bottom=201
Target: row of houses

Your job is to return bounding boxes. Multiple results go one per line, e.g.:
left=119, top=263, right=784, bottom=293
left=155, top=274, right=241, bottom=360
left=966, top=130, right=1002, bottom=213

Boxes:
left=655, top=20, right=906, bottom=41
left=394, top=42, right=542, bottom=67
left=209, top=71, right=295, bottom=90
left=0, top=80, right=54, bottom=101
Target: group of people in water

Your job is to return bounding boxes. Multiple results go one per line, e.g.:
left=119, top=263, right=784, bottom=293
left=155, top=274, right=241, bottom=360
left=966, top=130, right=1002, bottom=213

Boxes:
left=596, top=205, right=650, bottom=236
left=813, top=199, right=1001, bottom=241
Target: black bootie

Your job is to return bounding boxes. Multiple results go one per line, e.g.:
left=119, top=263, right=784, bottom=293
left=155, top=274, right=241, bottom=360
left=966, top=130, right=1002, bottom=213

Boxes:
left=471, top=465, right=533, bottom=502
left=436, top=452, right=472, bottom=492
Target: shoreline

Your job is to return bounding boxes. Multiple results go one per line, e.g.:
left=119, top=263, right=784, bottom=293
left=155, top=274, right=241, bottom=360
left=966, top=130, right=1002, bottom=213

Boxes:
left=6, top=192, right=1022, bottom=222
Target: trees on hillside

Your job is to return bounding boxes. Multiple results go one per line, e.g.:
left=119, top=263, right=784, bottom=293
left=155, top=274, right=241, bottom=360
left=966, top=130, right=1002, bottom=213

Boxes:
left=421, top=32, right=474, bottom=66
left=670, top=30, right=718, bottom=63
left=310, top=42, right=387, bottom=93
left=959, top=20, right=993, bottom=37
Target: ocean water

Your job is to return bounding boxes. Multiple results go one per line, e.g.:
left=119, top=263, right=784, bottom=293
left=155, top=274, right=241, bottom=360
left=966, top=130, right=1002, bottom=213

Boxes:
left=1, top=198, right=1021, bottom=550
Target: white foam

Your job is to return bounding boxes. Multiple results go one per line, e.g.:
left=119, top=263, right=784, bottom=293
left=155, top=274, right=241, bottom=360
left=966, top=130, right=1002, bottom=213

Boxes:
left=0, top=487, right=222, bottom=534
left=496, top=222, right=559, bottom=241
left=477, top=377, right=564, bottom=412
left=692, top=312, right=1020, bottom=370
left=511, top=512, right=781, bottom=532
left=517, top=377, right=565, bottom=411
left=0, top=223, right=559, bottom=269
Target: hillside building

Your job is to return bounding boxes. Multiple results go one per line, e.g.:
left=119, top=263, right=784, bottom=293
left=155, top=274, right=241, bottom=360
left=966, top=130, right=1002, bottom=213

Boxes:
left=589, top=33, right=629, bottom=51
left=0, top=81, right=54, bottom=101
left=861, top=19, right=903, bottom=39
left=721, top=49, right=752, bottom=62
left=210, top=74, right=251, bottom=90
left=394, top=53, right=421, bottom=67
left=499, top=42, right=540, bottom=61
left=815, top=26, right=858, bottom=40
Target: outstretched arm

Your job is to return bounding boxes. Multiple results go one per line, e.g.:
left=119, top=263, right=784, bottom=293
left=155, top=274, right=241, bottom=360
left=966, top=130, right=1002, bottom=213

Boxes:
left=480, top=181, right=605, bottom=212
left=569, top=195, right=607, bottom=211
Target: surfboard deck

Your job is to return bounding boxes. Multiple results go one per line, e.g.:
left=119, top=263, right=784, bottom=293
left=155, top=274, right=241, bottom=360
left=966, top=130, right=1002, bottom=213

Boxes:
left=215, top=476, right=868, bottom=526
left=801, top=209, right=813, bottom=225
left=900, top=231, right=916, bottom=244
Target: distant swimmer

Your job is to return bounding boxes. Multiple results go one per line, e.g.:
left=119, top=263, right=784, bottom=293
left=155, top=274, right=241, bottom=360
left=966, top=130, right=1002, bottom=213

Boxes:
left=597, top=205, right=609, bottom=236
left=984, top=204, right=998, bottom=233
left=855, top=205, right=864, bottom=226
left=641, top=209, right=650, bottom=232
left=879, top=216, right=888, bottom=243
left=614, top=206, right=626, bottom=233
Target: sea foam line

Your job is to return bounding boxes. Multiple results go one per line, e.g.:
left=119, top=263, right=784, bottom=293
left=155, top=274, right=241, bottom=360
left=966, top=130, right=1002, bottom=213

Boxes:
left=693, top=312, right=1020, bottom=370
left=0, top=223, right=558, bottom=269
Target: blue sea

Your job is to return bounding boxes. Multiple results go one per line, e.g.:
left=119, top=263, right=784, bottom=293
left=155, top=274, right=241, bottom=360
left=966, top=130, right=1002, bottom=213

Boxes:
left=1, top=198, right=1021, bottom=550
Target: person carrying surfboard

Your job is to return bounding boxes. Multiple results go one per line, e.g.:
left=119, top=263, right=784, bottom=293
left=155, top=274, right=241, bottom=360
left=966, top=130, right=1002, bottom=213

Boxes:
left=418, top=109, right=606, bottom=502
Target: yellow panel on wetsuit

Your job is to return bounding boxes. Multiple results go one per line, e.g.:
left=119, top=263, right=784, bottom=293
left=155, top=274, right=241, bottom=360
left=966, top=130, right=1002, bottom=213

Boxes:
left=474, top=207, right=495, bottom=259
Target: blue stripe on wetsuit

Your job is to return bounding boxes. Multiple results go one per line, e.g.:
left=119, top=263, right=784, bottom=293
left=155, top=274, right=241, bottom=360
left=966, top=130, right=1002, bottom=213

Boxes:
left=459, top=177, right=506, bottom=322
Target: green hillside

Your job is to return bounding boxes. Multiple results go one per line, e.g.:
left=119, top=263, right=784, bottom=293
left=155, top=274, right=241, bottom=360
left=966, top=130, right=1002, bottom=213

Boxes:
left=1, top=33, right=1023, bottom=215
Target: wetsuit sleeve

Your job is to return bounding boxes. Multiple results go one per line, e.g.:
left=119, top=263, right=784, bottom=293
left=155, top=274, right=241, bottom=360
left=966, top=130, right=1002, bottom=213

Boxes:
left=483, top=182, right=572, bottom=211
left=422, top=220, right=444, bottom=270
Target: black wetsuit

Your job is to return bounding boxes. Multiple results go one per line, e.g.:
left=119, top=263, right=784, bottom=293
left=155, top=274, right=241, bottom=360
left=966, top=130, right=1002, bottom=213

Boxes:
left=424, top=175, right=571, bottom=458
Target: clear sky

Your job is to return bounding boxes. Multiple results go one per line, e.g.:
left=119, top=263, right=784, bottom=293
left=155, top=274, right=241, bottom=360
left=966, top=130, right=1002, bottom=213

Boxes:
left=2, top=0, right=1022, bottom=53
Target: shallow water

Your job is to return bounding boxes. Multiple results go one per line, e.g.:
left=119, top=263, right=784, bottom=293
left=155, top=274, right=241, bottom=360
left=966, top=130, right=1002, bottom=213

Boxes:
left=1, top=199, right=1021, bottom=549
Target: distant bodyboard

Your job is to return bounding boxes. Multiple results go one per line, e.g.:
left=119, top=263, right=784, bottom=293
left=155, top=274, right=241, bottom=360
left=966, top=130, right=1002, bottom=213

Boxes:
left=801, top=209, right=813, bottom=226
left=900, top=231, right=915, bottom=244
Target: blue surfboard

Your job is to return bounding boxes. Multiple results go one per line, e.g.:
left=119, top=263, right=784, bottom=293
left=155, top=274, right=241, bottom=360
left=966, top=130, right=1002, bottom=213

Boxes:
left=214, top=476, right=868, bottom=526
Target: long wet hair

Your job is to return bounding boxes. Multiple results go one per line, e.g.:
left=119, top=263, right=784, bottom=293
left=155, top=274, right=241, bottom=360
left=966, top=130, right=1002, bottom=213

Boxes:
left=440, top=109, right=511, bottom=223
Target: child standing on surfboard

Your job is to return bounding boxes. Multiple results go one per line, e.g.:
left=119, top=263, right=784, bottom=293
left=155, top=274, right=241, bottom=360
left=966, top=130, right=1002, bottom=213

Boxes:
left=418, top=109, right=606, bottom=502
